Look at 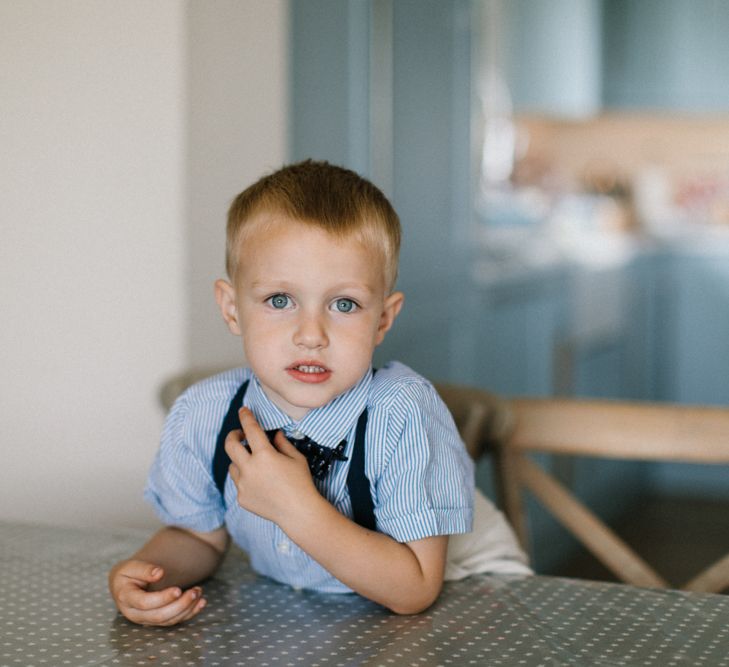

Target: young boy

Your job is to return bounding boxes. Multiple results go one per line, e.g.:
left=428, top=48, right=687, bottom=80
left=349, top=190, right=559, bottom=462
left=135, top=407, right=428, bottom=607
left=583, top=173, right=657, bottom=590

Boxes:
left=109, top=161, right=528, bottom=626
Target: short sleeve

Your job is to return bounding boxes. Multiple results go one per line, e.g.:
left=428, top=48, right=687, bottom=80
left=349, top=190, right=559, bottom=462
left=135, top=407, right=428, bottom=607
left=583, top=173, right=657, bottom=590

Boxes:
left=372, top=380, right=474, bottom=543
left=144, top=392, right=227, bottom=532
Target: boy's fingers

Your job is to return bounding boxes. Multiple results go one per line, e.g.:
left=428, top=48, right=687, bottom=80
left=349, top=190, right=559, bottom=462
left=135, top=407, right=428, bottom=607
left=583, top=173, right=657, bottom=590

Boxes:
left=162, top=595, right=207, bottom=626
left=123, top=584, right=183, bottom=611
left=271, top=430, right=304, bottom=459
left=238, top=407, right=269, bottom=452
left=224, top=429, right=249, bottom=465
left=126, top=587, right=203, bottom=626
left=117, top=560, right=164, bottom=584
left=151, top=588, right=204, bottom=626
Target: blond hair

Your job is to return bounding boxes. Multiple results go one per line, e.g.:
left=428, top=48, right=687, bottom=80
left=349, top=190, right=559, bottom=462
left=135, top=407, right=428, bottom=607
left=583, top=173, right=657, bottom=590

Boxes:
left=226, top=160, right=401, bottom=292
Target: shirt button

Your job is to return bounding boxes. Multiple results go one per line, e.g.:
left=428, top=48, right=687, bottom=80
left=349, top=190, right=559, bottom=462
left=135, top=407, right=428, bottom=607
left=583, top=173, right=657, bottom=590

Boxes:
left=277, top=540, right=291, bottom=554
left=291, top=429, right=304, bottom=439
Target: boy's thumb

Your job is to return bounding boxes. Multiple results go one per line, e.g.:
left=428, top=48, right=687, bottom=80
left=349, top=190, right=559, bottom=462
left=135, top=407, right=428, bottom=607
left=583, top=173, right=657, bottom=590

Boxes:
left=123, top=560, right=164, bottom=583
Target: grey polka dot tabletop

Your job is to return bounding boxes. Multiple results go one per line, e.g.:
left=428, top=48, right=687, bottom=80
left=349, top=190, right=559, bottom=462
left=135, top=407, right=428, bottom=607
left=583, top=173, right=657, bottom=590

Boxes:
left=2, top=522, right=729, bottom=666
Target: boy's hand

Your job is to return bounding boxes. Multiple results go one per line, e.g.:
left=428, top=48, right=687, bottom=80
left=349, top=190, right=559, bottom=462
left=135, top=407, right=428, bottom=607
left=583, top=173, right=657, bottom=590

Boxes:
left=109, top=559, right=206, bottom=626
left=225, top=407, right=318, bottom=523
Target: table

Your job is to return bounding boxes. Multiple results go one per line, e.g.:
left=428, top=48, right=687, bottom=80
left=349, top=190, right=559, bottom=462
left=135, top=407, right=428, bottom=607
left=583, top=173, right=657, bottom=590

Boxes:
left=2, top=522, right=729, bottom=666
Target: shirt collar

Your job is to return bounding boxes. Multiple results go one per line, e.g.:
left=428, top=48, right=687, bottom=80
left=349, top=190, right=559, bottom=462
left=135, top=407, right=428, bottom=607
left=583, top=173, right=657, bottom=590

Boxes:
left=244, top=369, right=373, bottom=449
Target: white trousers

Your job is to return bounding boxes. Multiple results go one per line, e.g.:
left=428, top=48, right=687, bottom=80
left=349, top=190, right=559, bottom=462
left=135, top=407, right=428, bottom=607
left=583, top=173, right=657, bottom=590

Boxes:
left=445, top=489, right=532, bottom=580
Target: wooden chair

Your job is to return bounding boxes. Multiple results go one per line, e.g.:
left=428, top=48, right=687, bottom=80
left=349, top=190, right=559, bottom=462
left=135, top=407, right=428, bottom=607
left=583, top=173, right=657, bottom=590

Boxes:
left=432, top=383, right=514, bottom=464
left=159, top=368, right=230, bottom=412
left=497, top=397, right=729, bottom=593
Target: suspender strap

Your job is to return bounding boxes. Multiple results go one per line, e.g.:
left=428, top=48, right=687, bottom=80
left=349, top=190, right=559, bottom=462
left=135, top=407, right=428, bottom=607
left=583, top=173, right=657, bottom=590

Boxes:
left=213, top=379, right=376, bottom=530
left=347, top=408, right=376, bottom=531
left=212, top=380, right=250, bottom=495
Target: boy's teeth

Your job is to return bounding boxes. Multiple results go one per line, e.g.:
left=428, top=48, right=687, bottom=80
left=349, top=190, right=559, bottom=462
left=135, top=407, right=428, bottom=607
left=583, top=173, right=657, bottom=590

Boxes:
left=296, top=365, right=325, bottom=373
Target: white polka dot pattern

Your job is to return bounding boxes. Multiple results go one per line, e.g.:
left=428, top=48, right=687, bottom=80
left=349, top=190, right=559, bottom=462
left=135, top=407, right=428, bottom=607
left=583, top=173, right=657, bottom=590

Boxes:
left=1, top=523, right=728, bottom=666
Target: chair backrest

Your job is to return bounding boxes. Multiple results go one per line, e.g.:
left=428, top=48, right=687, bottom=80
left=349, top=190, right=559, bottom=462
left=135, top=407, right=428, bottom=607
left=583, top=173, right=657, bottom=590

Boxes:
left=159, top=368, right=231, bottom=412
left=432, top=383, right=514, bottom=462
left=497, top=396, right=729, bottom=593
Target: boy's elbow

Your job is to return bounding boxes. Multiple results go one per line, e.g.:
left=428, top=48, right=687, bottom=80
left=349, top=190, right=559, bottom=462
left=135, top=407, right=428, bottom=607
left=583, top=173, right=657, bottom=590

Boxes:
left=386, top=581, right=443, bottom=615
left=388, top=599, right=435, bottom=616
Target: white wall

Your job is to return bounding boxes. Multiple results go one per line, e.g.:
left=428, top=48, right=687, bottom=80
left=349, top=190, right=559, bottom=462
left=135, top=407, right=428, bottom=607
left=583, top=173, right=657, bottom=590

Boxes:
left=0, top=1, right=289, bottom=528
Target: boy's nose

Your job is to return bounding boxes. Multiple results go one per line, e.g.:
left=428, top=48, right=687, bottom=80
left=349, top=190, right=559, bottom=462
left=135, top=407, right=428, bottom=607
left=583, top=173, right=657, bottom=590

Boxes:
left=293, top=312, right=329, bottom=349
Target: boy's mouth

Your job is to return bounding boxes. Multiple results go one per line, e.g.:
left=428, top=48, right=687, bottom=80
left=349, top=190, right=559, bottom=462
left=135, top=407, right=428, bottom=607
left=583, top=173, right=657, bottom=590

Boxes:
left=287, top=362, right=332, bottom=384
left=291, top=364, right=326, bottom=373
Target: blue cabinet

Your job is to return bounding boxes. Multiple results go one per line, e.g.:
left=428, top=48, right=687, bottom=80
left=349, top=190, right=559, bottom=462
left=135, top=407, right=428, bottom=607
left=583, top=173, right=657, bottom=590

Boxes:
left=503, top=0, right=603, bottom=118
left=468, top=271, right=568, bottom=396
left=505, top=0, right=729, bottom=115
left=290, top=0, right=372, bottom=172
left=602, top=0, right=729, bottom=112
left=642, top=248, right=729, bottom=500
left=662, top=251, right=729, bottom=406
left=570, top=255, right=662, bottom=400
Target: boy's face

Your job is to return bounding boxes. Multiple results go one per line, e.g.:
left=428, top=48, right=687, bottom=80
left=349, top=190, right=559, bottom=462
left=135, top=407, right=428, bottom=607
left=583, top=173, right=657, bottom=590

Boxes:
left=216, top=213, right=403, bottom=420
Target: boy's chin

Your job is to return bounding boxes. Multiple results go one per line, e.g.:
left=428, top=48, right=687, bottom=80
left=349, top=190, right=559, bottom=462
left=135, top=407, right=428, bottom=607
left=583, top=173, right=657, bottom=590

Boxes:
left=283, top=393, right=335, bottom=415
left=277, top=388, right=345, bottom=419
left=266, top=388, right=332, bottom=419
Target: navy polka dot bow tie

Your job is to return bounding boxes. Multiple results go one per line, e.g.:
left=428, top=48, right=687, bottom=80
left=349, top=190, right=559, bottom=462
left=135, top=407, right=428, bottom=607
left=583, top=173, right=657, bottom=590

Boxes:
left=265, top=430, right=348, bottom=480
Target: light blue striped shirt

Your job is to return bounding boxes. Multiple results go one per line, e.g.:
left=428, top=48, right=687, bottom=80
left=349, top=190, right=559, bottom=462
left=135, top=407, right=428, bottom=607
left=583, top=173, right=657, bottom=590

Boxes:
left=145, top=361, right=475, bottom=593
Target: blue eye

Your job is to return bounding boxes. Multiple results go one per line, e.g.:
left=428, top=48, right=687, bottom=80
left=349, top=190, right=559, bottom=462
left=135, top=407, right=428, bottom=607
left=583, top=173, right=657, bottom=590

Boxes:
left=333, top=298, right=357, bottom=313
left=268, top=294, right=291, bottom=309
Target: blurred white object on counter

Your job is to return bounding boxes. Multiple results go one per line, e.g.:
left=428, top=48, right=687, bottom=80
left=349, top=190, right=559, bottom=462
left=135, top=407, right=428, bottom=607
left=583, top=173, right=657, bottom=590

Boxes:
left=632, top=164, right=675, bottom=234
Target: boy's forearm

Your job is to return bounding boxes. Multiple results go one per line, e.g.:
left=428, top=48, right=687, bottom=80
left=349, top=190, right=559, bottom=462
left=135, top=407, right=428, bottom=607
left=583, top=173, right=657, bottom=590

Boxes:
left=279, top=495, right=446, bottom=614
left=129, top=526, right=229, bottom=590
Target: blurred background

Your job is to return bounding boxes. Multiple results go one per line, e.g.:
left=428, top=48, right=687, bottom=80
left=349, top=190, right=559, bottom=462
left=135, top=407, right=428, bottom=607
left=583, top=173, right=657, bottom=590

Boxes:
left=2, top=0, right=728, bottom=574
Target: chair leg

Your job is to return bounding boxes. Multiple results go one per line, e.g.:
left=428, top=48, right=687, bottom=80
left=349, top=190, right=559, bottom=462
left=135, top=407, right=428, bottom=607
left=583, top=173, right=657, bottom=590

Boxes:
left=682, top=553, right=729, bottom=594
left=495, top=447, right=530, bottom=555
left=519, top=456, right=669, bottom=589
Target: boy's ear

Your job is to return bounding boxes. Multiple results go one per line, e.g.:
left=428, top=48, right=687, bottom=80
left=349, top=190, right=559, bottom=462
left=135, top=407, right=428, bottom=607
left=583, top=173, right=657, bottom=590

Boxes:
left=375, top=291, right=404, bottom=345
left=215, top=279, right=242, bottom=336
